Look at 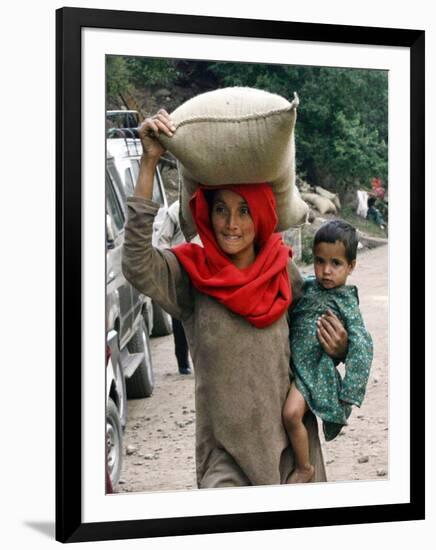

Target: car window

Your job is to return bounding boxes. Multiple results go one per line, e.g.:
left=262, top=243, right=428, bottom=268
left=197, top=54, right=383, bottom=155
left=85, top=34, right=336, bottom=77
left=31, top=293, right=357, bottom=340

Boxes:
left=124, top=168, right=135, bottom=195
left=106, top=172, right=125, bottom=232
left=131, top=159, right=164, bottom=205
left=152, top=174, right=164, bottom=206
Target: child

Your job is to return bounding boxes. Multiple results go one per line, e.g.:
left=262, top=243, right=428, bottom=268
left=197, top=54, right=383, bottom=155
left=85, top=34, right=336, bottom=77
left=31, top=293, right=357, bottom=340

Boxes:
left=283, top=219, right=373, bottom=483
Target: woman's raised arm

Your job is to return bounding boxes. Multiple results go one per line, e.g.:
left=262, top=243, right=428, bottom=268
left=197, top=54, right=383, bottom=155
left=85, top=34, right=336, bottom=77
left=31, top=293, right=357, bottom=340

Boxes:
left=134, top=109, right=176, bottom=200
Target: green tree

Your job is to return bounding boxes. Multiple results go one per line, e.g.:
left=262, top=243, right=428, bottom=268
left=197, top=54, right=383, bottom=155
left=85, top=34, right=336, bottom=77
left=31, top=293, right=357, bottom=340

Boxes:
left=106, top=56, right=132, bottom=102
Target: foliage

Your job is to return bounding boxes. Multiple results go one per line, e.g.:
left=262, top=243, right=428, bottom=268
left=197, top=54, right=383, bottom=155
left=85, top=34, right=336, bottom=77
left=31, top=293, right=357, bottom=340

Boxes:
left=106, top=56, right=180, bottom=101
left=106, top=57, right=388, bottom=196
left=125, top=57, right=180, bottom=86
left=106, top=56, right=133, bottom=99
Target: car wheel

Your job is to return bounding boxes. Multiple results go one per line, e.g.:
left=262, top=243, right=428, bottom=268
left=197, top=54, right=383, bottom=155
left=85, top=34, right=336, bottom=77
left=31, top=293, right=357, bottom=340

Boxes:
left=126, top=319, right=154, bottom=398
left=114, top=355, right=128, bottom=430
left=106, top=397, right=123, bottom=488
left=151, top=302, right=173, bottom=336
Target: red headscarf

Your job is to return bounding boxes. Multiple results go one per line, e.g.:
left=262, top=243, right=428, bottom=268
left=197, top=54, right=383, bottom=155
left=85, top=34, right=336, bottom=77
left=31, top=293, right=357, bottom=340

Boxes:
left=171, top=183, right=292, bottom=328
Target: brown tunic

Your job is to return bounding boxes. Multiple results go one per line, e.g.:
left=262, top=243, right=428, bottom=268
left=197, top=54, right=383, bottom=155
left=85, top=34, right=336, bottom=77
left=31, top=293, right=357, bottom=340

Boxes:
left=122, top=197, right=326, bottom=488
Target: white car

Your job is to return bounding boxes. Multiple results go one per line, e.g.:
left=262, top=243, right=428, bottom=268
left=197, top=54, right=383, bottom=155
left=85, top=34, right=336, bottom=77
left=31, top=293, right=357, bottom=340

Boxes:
left=105, top=135, right=174, bottom=488
left=106, top=109, right=140, bottom=135
left=106, top=330, right=125, bottom=489
left=106, top=136, right=173, bottom=337
left=106, top=137, right=169, bottom=247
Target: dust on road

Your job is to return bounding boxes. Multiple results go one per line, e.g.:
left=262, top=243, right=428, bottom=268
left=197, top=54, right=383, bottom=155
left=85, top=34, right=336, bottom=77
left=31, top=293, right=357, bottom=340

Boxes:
left=117, top=244, right=388, bottom=493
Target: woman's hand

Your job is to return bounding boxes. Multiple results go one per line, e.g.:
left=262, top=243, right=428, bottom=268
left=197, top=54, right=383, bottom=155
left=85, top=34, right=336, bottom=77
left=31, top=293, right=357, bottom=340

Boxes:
left=137, top=109, right=176, bottom=162
left=317, top=309, right=348, bottom=360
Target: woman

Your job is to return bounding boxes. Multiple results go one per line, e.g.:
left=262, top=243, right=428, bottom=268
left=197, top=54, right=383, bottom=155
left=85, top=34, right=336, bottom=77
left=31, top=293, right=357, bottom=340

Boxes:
left=122, top=109, right=347, bottom=488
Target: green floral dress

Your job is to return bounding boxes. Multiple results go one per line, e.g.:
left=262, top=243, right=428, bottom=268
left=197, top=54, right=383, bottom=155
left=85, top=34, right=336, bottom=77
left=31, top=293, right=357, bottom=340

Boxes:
left=289, top=277, right=373, bottom=441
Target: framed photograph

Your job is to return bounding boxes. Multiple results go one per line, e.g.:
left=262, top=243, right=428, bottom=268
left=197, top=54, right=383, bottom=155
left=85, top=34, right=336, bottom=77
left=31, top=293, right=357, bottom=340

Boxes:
left=56, top=7, right=425, bottom=543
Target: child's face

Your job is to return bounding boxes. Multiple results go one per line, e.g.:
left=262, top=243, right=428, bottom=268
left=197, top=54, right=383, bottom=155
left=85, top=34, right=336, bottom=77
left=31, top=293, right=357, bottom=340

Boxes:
left=313, top=241, right=356, bottom=289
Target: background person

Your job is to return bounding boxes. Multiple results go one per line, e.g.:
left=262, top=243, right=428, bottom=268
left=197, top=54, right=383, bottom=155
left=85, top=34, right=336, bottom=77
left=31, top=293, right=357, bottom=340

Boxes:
left=366, top=196, right=386, bottom=230
left=157, top=199, right=192, bottom=375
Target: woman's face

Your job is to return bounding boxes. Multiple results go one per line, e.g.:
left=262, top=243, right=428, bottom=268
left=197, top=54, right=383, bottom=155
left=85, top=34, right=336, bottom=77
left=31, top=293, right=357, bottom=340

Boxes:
left=210, top=189, right=256, bottom=268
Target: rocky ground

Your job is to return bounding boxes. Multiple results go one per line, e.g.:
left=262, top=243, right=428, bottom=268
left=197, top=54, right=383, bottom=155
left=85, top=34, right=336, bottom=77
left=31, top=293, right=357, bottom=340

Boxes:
left=116, top=244, right=388, bottom=493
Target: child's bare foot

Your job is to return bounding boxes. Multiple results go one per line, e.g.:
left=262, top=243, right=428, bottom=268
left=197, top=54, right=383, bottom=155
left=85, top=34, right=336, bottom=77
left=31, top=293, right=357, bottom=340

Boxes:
left=288, top=464, right=315, bottom=483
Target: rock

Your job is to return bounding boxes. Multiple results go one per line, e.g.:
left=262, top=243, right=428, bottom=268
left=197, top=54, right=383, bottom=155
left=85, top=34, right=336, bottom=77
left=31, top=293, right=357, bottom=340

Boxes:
left=357, top=415, right=365, bottom=419
left=377, top=469, right=387, bottom=477
left=133, top=461, right=144, bottom=466
left=126, top=445, right=138, bottom=456
left=358, top=456, right=369, bottom=464
left=326, top=459, right=335, bottom=465
left=118, top=479, right=126, bottom=485
left=144, top=454, right=154, bottom=460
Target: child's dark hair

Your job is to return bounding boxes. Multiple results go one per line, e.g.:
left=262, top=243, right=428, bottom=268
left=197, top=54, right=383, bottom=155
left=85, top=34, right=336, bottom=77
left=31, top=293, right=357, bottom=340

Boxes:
left=313, top=219, right=358, bottom=263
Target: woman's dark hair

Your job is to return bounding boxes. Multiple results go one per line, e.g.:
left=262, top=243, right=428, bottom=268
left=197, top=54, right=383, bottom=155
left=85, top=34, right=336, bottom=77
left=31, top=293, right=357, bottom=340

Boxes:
left=313, top=219, right=358, bottom=263
left=204, top=189, right=217, bottom=212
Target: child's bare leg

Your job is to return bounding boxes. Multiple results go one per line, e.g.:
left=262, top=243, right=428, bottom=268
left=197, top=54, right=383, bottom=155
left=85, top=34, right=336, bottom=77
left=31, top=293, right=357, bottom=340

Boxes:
left=283, top=383, right=315, bottom=483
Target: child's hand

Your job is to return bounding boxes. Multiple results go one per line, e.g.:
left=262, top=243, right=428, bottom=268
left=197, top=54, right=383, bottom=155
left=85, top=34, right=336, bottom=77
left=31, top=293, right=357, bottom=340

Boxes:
left=317, top=309, right=348, bottom=360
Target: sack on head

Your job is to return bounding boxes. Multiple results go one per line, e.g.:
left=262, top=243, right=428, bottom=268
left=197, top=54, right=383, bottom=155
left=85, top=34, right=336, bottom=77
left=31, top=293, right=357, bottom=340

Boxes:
left=159, top=87, right=309, bottom=240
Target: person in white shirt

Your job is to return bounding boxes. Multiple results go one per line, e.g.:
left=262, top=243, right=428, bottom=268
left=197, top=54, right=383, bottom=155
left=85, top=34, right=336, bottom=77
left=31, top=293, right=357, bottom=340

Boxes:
left=157, top=199, right=192, bottom=375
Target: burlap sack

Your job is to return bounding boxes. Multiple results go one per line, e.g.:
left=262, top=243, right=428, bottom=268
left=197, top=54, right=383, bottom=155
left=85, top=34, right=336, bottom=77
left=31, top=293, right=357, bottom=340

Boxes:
left=300, top=192, right=337, bottom=215
left=315, top=186, right=341, bottom=211
left=158, top=87, right=309, bottom=240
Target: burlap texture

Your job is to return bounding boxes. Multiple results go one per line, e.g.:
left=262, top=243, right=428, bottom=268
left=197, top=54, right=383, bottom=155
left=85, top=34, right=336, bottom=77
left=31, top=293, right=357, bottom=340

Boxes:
left=158, top=87, right=309, bottom=240
left=301, top=192, right=337, bottom=215
left=315, top=186, right=342, bottom=210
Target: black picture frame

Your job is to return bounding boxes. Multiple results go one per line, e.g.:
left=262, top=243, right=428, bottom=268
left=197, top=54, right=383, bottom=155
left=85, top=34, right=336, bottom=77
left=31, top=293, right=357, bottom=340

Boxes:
left=56, top=7, right=425, bottom=543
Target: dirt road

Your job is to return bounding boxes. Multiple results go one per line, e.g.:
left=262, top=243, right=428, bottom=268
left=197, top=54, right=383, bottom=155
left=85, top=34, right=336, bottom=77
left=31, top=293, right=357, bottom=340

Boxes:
left=117, top=244, right=388, bottom=493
